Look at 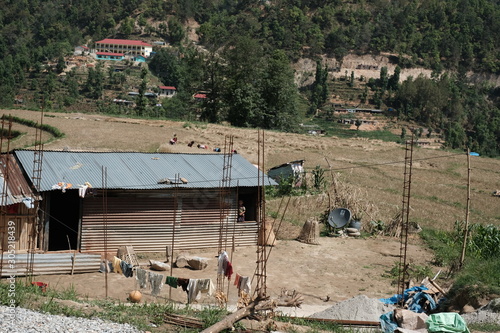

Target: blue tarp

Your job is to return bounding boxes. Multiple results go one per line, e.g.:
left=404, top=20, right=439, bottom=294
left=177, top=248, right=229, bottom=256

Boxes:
left=379, top=285, right=437, bottom=313
left=380, top=286, right=429, bottom=305
left=380, top=312, right=399, bottom=333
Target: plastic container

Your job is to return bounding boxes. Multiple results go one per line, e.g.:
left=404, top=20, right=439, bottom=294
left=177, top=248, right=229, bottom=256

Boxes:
left=349, top=220, right=362, bottom=230
left=32, top=282, right=48, bottom=292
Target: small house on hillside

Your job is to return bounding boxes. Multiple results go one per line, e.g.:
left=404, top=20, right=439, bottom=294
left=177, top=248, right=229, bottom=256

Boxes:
left=74, top=45, right=90, bottom=55
left=267, top=160, right=305, bottom=187
left=193, top=93, right=207, bottom=102
left=13, top=150, right=276, bottom=254
left=159, top=86, right=177, bottom=97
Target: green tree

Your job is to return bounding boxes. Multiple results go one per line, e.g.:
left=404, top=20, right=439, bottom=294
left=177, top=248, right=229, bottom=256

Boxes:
left=260, top=50, right=299, bottom=131
left=121, top=17, right=134, bottom=36
left=355, top=119, right=362, bottom=131
left=135, top=68, right=148, bottom=116
left=168, top=17, right=185, bottom=46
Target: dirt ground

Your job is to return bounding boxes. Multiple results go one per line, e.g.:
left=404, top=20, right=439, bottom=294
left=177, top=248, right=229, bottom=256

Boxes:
left=32, top=234, right=436, bottom=317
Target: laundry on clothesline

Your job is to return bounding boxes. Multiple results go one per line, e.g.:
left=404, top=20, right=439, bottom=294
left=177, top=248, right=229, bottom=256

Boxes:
left=187, top=278, right=215, bottom=303
left=238, top=276, right=251, bottom=294
left=217, top=251, right=233, bottom=280
left=112, top=256, right=123, bottom=275
left=233, top=273, right=251, bottom=294
left=166, top=276, right=178, bottom=288
left=120, top=260, right=134, bottom=278
left=136, top=268, right=148, bottom=288
left=148, top=271, right=164, bottom=296
left=177, top=277, right=189, bottom=292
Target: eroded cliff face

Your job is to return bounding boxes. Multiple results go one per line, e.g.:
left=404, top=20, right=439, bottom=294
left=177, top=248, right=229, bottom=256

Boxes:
left=293, top=53, right=499, bottom=88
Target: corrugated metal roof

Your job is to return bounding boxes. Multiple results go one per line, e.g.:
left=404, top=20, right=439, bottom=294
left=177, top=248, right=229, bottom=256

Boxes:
left=0, top=153, right=39, bottom=206
left=14, top=150, right=277, bottom=192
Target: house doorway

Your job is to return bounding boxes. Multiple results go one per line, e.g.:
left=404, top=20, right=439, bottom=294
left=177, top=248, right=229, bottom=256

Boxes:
left=48, top=190, right=80, bottom=251
left=238, top=195, right=256, bottom=222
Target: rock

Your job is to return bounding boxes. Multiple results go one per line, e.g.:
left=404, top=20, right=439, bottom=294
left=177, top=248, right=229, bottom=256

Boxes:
left=149, top=260, right=169, bottom=271
left=348, top=232, right=361, bottom=237
left=345, top=228, right=359, bottom=233
left=461, top=304, right=475, bottom=313
left=187, top=257, right=208, bottom=270
left=485, top=298, right=500, bottom=313
left=174, top=254, right=189, bottom=268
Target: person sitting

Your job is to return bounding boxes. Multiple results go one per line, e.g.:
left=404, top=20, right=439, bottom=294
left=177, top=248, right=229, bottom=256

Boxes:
left=169, top=134, right=178, bottom=145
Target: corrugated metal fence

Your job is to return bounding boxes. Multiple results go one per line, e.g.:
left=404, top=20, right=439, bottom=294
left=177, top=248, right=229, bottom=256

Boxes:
left=0, top=252, right=101, bottom=277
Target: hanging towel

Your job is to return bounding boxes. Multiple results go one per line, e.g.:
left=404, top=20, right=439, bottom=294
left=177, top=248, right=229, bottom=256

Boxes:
left=112, top=256, right=123, bottom=275
left=198, top=279, right=215, bottom=296
left=234, top=273, right=241, bottom=287
left=148, top=271, right=164, bottom=297
left=120, top=261, right=134, bottom=278
left=187, top=279, right=200, bottom=303
left=136, top=269, right=148, bottom=289
left=166, top=276, right=178, bottom=288
left=239, top=276, right=251, bottom=294
left=225, top=261, right=233, bottom=280
left=177, top=278, right=189, bottom=292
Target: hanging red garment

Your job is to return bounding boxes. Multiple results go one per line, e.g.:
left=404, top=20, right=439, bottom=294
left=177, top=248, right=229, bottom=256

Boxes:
left=225, top=261, right=233, bottom=281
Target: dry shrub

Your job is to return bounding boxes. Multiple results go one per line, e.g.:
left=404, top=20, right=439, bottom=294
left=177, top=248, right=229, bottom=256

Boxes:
left=327, top=172, right=379, bottom=226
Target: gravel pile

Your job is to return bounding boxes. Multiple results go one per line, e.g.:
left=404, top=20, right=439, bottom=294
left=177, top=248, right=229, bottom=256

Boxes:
left=309, top=295, right=395, bottom=322
left=0, top=306, right=142, bottom=333
left=462, top=298, right=500, bottom=326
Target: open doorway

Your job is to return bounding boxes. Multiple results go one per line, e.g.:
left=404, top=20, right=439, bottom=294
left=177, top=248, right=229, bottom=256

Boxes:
left=238, top=194, right=256, bottom=222
left=48, top=190, right=80, bottom=251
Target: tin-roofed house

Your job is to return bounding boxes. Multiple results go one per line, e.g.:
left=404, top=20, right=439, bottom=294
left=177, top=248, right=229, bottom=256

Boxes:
left=267, top=159, right=305, bottom=187
left=13, top=150, right=276, bottom=254
left=0, top=153, right=40, bottom=253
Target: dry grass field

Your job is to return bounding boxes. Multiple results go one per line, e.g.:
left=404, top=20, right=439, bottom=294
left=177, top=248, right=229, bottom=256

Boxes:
left=2, top=109, right=498, bottom=235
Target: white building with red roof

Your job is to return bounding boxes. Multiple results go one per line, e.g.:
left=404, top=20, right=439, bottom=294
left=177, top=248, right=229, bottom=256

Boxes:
left=158, top=86, right=177, bottom=97
left=95, top=39, right=153, bottom=57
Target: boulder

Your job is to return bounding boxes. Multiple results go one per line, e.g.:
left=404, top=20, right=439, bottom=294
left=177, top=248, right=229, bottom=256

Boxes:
left=174, top=254, right=189, bottom=268
left=149, top=260, right=170, bottom=271
left=187, top=257, right=208, bottom=270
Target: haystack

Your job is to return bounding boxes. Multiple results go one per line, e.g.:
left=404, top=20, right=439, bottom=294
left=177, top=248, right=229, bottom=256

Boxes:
left=297, top=217, right=320, bottom=245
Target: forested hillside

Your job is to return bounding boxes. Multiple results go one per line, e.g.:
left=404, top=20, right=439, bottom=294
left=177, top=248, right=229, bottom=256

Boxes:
left=1, top=0, right=499, bottom=155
